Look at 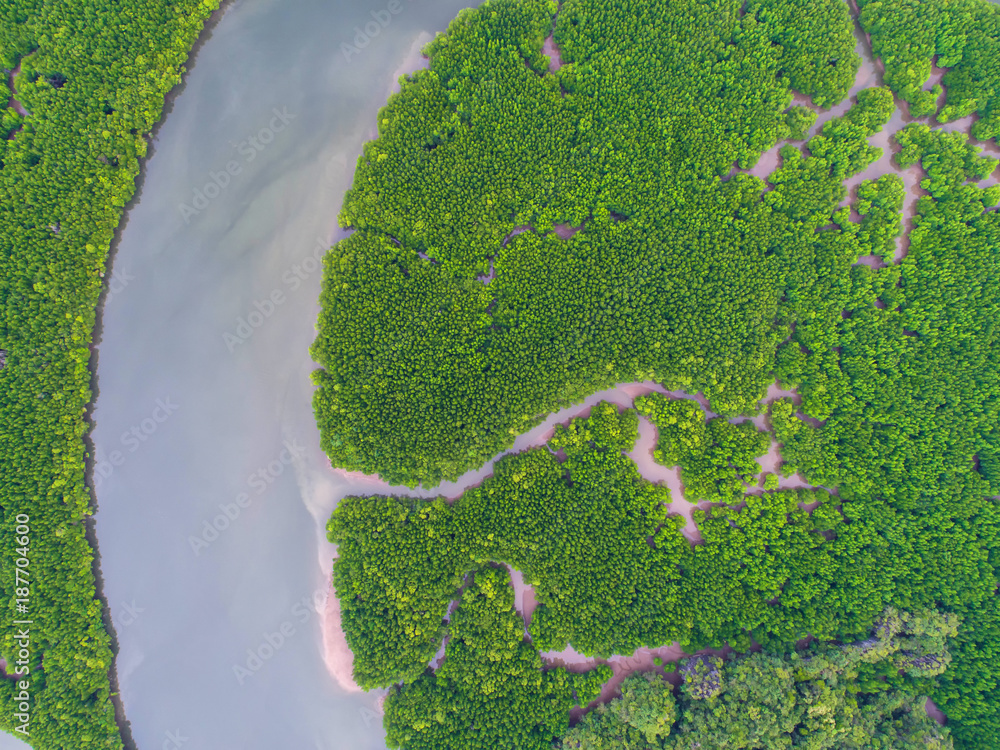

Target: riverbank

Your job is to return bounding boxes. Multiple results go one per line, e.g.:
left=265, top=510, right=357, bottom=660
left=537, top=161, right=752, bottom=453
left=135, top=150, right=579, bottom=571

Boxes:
left=6, top=60, right=28, bottom=117
left=322, top=580, right=362, bottom=693
left=81, top=4, right=236, bottom=748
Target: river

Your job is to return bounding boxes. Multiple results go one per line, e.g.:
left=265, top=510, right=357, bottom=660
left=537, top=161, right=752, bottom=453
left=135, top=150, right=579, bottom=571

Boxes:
left=80, top=0, right=472, bottom=748
left=0, top=2, right=995, bottom=750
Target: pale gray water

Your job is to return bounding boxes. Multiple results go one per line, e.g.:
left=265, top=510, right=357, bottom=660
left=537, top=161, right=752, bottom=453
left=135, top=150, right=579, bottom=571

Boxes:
left=82, top=0, right=473, bottom=749
left=1, top=2, right=997, bottom=750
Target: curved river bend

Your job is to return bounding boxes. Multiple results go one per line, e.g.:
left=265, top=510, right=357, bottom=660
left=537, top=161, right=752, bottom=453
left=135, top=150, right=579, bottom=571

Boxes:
left=84, top=0, right=471, bottom=748
left=0, top=2, right=993, bottom=750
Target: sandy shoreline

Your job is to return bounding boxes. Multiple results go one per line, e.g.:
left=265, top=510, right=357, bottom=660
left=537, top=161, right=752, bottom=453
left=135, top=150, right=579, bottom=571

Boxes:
left=388, top=31, right=433, bottom=98
left=363, top=31, right=434, bottom=143
left=321, top=578, right=363, bottom=693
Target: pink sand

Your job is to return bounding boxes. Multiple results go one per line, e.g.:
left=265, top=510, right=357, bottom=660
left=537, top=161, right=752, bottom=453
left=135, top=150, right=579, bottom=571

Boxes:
left=321, top=579, right=363, bottom=693
left=7, top=61, right=28, bottom=117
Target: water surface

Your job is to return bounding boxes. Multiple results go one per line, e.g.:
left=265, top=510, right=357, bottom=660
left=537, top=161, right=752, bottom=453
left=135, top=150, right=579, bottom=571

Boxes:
left=88, top=1, right=472, bottom=748
left=3, top=3, right=995, bottom=750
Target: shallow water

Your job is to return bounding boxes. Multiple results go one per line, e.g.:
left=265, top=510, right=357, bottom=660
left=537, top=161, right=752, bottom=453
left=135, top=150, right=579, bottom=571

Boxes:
left=3, top=3, right=994, bottom=750
left=85, top=1, right=474, bottom=748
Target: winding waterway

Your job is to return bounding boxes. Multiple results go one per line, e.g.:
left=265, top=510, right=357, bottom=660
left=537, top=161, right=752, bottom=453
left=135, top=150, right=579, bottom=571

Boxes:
left=0, top=3, right=993, bottom=750
left=87, top=6, right=1000, bottom=750
left=83, top=1, right=472, bottom=748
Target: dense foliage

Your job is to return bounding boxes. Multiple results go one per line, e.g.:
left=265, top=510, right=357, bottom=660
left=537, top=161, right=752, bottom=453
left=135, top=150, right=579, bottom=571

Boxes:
left=560, top=672, right=678, bottom=749
left=330, top=398, right=995, bottom=668
left=329, top=402, right=682, bottom=687
left=635, top=394, right=771, bottom=504
left=562, top=608, right=957, bottom=749
left=858, top=0, right=1000, bottom=140
left=311, top=0, right=862, bottom=486
left=383, top=566, right=611, bottom=750
left=326, top=12, right=1000, bottom=748
left=314, top=0, right=1000, bottom=747
left=0, top=1, right=218, bottom=747
left=771, top=116, right=1000, bottom=747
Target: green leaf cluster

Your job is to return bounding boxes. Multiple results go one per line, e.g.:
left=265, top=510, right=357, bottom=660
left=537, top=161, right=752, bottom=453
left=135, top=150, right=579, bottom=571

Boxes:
left=858, top=0, right=1000, bottom=141
left=635, top=394, right=771, bottom=504
left=564, top=610, right=957, bottom=750
left=318, top=0, right=1000, bottom=747
left=768, top=111, right=1000, bottom=748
